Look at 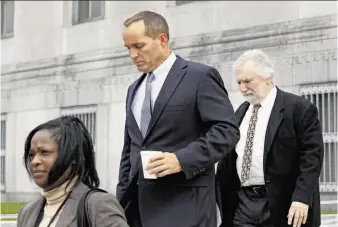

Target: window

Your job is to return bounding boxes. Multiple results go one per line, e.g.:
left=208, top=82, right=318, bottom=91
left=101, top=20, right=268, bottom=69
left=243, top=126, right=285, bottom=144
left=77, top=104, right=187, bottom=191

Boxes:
left=1, top=114, right=6, bottom=192
left=72, top=0, right=105, bottom=25
left=176, top=1, right=197, bottom=6
left=60, top=105, right=97, bottom=145
left=1, top=0, right=14, bottom=39
left=300, top=82, right=338, bottom=192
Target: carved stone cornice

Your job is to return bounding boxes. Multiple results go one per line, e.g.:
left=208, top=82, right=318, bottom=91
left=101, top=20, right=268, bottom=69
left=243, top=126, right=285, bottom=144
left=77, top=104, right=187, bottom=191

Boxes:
left=2, top=48, right=336, bottom=101
left=300, top=82, right=337, bottom=95
left=1, top=14, right=337, bottom=110
left=1, top=14, right=336, bottom=78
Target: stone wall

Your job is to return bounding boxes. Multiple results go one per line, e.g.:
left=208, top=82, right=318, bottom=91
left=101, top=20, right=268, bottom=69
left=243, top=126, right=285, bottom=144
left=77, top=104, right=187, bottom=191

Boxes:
left=2, top=14, right=336, bottom=112
left=1, top=14, right=336, bottom=199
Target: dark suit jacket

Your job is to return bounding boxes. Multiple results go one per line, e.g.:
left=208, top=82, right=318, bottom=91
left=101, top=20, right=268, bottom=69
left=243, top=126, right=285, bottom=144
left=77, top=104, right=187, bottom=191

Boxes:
left=17, top=182, right=129, bottom=227
left=116, top=55, right=240, bottom=227
left=216, top=87, right=324, bottom=227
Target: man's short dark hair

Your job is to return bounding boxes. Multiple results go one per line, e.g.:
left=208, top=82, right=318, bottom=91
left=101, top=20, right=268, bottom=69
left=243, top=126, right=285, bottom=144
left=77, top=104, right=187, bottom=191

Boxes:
left=124, top=11, right=170, bottom=40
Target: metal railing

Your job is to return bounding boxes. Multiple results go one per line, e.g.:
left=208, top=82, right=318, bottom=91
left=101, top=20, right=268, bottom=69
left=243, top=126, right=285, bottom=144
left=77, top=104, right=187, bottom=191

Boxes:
left=300, top=83, right=338, bottom=192
left=60, top=105, right=97, bottom=145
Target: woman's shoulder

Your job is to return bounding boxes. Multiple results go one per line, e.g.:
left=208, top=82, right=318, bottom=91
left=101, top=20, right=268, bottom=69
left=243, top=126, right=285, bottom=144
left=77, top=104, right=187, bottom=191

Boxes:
left=86, top=189, right=123, bottom=211
left=17, top=196, right=43, bottom=225
left=85, top=189, right=128, bottom=225
left=19, top=197, right=42, bottom=214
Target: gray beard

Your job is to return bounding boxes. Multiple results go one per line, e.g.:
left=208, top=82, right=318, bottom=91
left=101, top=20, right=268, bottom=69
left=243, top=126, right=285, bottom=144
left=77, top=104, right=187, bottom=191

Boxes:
left=243, top=94, right=260, bottom=104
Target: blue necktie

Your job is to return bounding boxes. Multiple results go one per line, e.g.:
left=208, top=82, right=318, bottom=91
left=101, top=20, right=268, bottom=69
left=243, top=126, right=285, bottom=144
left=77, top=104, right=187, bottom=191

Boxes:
left=140, top=73, right=155, bottom=138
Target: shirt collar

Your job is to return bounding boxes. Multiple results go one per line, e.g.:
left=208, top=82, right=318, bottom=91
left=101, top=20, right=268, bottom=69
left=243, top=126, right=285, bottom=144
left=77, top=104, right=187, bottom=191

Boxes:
left=151, top=51, right=177, bottom=78
left=259, top=85, right=277, bottom=110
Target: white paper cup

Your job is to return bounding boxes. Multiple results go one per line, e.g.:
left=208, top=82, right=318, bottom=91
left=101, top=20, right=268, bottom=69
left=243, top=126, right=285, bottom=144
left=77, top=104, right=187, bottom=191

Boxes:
left=140, top=150, right=162, bottom=179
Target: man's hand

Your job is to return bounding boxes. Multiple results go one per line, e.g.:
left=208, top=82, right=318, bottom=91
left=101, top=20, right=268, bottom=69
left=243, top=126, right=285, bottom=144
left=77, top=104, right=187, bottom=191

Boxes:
left=287, top=201, right=309, bottom=227
left=146, top=152, right=182, bottom=177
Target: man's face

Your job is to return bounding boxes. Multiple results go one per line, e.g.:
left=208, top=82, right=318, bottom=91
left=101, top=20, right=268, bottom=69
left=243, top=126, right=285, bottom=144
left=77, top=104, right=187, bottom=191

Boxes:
left=122, top=20, right=164, bottom=73
left=235, top=61, right=272, bottom=104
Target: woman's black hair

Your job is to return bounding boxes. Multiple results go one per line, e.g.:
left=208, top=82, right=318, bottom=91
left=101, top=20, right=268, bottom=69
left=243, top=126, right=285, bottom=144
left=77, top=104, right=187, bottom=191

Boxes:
left=23, top=116, right=100, bottom=188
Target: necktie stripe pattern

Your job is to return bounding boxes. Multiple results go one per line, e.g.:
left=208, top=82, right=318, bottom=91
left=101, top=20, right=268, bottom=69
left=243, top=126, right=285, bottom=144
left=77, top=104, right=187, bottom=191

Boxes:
left=140, top=73, right=155, bottom=138
left=241, top=103, right=261, bottom=184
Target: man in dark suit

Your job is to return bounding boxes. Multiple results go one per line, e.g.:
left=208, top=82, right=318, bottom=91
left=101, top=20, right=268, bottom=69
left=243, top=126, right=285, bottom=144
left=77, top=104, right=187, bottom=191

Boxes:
left=116, top=11, right=240, bottom=227
left=216, top=49, right=324, bottom=227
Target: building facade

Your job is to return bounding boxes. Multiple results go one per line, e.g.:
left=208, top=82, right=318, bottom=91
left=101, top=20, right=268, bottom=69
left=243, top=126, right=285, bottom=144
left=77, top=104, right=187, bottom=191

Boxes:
left=1, top=1, right=337, bottom=203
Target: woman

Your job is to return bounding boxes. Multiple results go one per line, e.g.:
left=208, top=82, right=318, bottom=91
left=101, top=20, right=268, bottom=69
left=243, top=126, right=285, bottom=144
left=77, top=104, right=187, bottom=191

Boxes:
left=17, top=116, right=129, bottom=227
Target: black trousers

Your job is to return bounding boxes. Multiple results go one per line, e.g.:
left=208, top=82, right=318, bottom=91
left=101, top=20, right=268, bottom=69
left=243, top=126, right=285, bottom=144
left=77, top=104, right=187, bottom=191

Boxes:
left=125, top=186, right=143, bottom=227
left=233, top=186, right=273, bottom=227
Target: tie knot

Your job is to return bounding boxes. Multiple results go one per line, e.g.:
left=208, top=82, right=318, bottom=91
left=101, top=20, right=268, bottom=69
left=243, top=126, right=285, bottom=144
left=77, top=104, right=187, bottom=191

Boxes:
left=147, top=72, right=155, bottom=83
left=253, top=103, right=261, bottom=110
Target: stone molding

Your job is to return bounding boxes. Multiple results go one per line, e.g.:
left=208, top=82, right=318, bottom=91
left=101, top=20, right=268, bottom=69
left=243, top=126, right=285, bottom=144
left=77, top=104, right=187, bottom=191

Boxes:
left=300, top=82, right=338, bottom=94
left=1, top=14, right=337, bottom=111
left=1, top=14, right=336, bottom=76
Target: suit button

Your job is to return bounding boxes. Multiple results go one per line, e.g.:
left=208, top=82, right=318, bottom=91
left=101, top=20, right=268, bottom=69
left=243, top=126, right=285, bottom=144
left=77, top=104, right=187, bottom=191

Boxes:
left=266, top=179, right=271, bottom=183
left=142, top=146, right=146, bottom=150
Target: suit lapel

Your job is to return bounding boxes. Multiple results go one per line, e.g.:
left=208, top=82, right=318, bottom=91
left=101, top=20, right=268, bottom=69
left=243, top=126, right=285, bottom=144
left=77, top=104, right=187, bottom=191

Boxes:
left=263, top=87, right=284, bottom=168
left=24, top=196, right=45, bottom=227
left=144, top=56, right=187, bottom=140
left=55, top=183, right=88, bottom=227
left=236, top=102, right=250, bottom=126
left=233, top=102, right=250, bottom=162
left=127, top=73, right=147, bottom=140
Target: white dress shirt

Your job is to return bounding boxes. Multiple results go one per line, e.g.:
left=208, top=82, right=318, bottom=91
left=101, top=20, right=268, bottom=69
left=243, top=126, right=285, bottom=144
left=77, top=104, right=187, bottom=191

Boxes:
left=132, top=52, right=177, bottom=129
left=236, top=86, right=277, bottom=186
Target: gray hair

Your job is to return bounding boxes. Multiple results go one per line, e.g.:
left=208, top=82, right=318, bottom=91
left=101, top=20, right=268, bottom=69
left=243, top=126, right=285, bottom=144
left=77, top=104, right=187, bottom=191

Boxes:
left=124, top=11, right=170, bottom=40
left=232, top=49, right=276, bottom=79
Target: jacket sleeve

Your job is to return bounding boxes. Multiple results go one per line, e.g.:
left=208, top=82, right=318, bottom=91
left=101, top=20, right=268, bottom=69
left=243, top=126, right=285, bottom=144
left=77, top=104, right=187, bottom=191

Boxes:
left=291, top=102, right=324, bottom=205
left=175, top=67, right=240, bottom=180
left=116, top=88, right=132, bottom=201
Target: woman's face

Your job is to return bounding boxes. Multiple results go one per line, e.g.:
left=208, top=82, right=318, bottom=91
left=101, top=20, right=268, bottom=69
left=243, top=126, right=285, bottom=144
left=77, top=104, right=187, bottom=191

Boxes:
left=28, top=129, right=58, bottom=190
